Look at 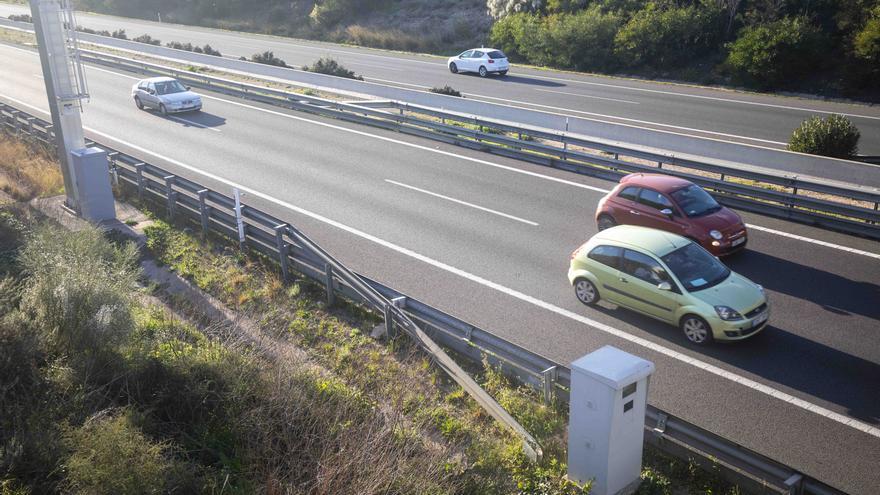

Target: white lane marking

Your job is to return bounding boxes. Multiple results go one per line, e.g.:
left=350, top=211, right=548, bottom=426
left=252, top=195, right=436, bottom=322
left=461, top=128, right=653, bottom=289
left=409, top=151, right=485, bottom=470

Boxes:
left=167, top=114, right=221, bottom=132
left=5, top=92, right=878, bottom=439
left=344, top=60, right=404, bottom=72
left=32, top=74, right=42, bottom=78
left=2, top=54, right=877, bottom=259
left=534, top=88, right=640, bottom=105
left=746, top=224, right=880, bottom=260
left=385, top=179, right=539, bottom=226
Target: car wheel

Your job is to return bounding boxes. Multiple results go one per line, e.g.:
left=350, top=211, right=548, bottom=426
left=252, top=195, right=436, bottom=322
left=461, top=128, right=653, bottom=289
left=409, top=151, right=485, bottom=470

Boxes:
left=449, top=62, right=458, bottom=74
left=159, top=104, right=168, bottom=116
left=680, top=315, right=714, bottom=345
left=134, top=96, right=143, bottom=110
left=574, top=278, right=600, bottom=306
left=597, top=214, right=617, bottom=231
left=478, top=66, right=488, bottom=77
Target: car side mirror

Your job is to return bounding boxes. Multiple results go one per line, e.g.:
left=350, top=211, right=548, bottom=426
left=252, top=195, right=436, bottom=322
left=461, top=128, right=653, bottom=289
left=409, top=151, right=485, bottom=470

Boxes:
left=148, top=89, right=155, bottom=95
left=660, top=208, right=674, bottom=218
left=657, top=281, right=672, bottom=291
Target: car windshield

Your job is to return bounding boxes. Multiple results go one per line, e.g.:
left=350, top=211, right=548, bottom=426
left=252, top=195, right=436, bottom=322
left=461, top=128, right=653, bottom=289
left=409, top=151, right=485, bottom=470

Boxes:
left=661, top=243, right=730, bottom=292
left=488, top=50, right=506, bottom=59
left=154, top=80, right=187, bottom=95
left=669, top=184, right=721, bottom=217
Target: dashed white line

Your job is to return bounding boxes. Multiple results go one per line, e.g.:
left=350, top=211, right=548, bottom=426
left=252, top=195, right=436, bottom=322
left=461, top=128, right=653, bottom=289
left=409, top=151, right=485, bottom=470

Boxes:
left=746, top=224, right=880, bottom=260
left=385, top=179, right=539, bottom=226
left=6, top=90, right=879, bottom=439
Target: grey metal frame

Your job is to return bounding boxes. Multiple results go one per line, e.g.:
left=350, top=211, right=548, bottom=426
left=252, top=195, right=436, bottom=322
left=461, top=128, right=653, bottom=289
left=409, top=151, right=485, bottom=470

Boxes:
left=1, top=98, right=845, bottom=495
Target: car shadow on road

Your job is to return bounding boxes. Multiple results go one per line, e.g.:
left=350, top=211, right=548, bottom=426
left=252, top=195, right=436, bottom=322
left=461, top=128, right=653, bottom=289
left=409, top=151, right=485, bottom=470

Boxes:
left=456, top=72, right=565, bottom=88
left=590, top=304, right=880, bottom=425
left=725, top=249, right=880, bottom=321
left=158, top=111, right=227, bottom=130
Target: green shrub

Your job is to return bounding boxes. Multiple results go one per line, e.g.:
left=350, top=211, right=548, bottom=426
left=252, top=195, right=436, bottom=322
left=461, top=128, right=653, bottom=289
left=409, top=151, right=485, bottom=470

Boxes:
left=7, top=14, right=32, bottom=23
left=613, top=2, right=723, bottom=68
left=166, top=41, right=223, bottom=57
left=18, top=225, right=140, bottom=359
left=489, top=13, right=544, bottom=63
left=250, top=50, right=288, bottom=67
left=303, top=57, right=363, bottom=80
left=132, top=34, right=161, bottom=45
left=65, top=410, right=170, bottom=495
left=788, top=114, right=861, bottom=159
left=544, top=6, right=622, bottom=71
left=430, top=85, right=463, bottom=97
left=724, top=17, right=825, bottom=88
left=111, top=29, right=127, bottom=40
left=854, top=6, right=880, bottom=68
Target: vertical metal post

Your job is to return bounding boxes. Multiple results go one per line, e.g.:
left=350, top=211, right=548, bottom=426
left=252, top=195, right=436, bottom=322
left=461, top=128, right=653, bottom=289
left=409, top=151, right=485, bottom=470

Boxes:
left=164, top=175, right=176, bottom=219
left=563, top=117, right=569, bottom=155
left=134, top=163, right=145, bottom=200
left=384, top=303, right=396, bottom=339
left=542, top=366, right=558, bottom=405
left=197, top=189, right=210, bottom=239
left=324, top=263, right=335, bottom=306
left=233, top=188, right=246, bottom=250
left=274, top=224, right=290, bottom=281
left=657, top=161, right=663, bottom=169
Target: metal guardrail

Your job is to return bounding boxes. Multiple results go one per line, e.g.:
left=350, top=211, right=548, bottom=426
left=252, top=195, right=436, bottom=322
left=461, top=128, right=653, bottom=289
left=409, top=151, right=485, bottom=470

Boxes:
left=71, top=48, right=880, bottom=240
left=1, top=98, right=847, bottom=495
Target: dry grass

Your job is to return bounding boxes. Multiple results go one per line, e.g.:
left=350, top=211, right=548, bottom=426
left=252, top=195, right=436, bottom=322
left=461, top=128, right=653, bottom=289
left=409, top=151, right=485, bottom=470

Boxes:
left=0, top=134, right=63, bottom=201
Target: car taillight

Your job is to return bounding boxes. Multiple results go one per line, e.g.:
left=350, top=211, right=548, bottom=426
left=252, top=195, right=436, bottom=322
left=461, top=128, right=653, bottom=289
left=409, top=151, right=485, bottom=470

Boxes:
left=488, top=59, right=494, bottom=63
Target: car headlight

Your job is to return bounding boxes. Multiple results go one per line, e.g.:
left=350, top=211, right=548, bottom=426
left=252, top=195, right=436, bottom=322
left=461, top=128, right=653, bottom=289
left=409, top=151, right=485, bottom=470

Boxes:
left=709, top=230, right=723, bottom=240
left=714, top=306, right=743, bottom=321
left=756, top=284, right=765, bottom=295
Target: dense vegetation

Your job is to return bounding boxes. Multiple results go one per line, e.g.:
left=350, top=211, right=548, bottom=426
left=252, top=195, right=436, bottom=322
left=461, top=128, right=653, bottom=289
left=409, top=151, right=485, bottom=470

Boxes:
left=490, top=0, right=880, bottom=97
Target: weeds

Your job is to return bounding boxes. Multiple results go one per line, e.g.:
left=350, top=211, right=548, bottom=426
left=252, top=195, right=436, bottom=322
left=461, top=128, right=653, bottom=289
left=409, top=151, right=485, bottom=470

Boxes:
left=303, top=57, right=363, bottom=80
left=0, top=135, right=63, bottom=201
left=431, top=85, right=463, bottom=97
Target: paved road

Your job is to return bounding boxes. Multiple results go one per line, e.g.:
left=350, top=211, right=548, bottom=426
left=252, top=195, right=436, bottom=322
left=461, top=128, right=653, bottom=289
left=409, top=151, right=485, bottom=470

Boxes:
left=3, top=43, right=880, bottom=493
left=1, top=2, right=879, bottom=155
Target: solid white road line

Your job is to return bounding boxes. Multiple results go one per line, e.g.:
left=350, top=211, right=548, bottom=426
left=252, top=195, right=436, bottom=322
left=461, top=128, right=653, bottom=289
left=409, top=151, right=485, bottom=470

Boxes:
left=385, top=179, right=539, bottom=226
left=534, top=88, right=640, bottom=105
left=6, top=90, right=879, bottom=439
left=3, top=49, right=877, bottom=259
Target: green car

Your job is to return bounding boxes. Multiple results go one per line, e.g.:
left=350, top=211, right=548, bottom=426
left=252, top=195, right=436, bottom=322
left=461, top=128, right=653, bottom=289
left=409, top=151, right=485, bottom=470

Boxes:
left=568, top=225, right=769, bottom=344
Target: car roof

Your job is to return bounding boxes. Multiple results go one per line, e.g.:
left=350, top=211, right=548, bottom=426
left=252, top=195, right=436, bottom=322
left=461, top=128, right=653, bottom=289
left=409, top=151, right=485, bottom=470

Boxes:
left=467, top=48, right=502, bottom=53
left=591, top=225, right=690, bottom=257
left=139, top=76, right=177, bottom=83
left=619, top=173, right=693, bottom=193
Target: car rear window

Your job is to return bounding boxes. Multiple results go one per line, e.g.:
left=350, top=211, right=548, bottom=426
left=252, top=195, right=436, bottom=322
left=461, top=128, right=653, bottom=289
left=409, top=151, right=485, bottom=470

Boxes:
left=488, top=51, right=507, bottom=59
left=617, top=186, right=639, bottom=201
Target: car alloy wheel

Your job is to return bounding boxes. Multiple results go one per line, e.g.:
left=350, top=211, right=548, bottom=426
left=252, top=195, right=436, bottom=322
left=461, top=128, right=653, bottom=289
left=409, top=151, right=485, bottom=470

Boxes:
left=449, top=62, right=458, bottom=74
left=574, top=278, right=599, bottom=305
left=479, top=66, right=488, bottom=77
left=159, top=104, right=168, bottom=116
left=681, top=315, right=713, bottom=345
left=134, top=96, right=143, bottom=110
left=597, top=215, right=617, bottom=231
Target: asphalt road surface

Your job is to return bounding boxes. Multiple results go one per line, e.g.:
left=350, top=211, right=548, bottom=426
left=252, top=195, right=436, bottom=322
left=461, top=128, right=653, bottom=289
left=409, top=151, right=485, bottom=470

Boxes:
left=1, top=2, right=879, bottom=156
left=2, top=42, right=880, bottom=494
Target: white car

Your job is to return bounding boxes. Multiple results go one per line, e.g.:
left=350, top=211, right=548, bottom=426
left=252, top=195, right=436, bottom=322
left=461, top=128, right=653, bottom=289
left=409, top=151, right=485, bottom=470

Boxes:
left=447, top=48, right=509, bottom=77
left=131, top=77, right=202, bottom=115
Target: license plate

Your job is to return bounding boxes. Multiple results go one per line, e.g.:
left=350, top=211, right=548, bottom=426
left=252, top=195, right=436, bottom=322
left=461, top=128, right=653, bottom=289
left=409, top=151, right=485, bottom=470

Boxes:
left=752, top=311, right=768, bottom=327
left=732, top=237, right=746, bottom=247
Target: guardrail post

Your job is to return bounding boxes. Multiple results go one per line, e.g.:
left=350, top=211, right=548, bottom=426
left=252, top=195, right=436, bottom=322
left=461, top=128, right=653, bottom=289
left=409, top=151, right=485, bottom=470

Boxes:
left=657, top=161, right=663, bottom=169
left=783, top=473, right=804, bottom=495
left=9, top=110, right=20, bottom=135
left=197, top=189, right=210, bottom=240
left=164, top=175, right=177, bottom=219
left=274, top=224, right=290, bottom=281
left=383, top=303, right=396, bottom=339
left=542, top=365, right=558, bottom=404
left=26, top=116, right=35, bottom=136
left=324, top=263, right=335, bottom=306
left=134, top=163, right=146, bottom=200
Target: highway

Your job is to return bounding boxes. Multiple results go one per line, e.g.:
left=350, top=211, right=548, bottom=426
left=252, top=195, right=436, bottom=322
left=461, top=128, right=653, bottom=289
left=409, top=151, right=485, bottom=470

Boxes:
left=2, top=42, right=880, bottom=493
left=1, top=2, right=879, bottom=155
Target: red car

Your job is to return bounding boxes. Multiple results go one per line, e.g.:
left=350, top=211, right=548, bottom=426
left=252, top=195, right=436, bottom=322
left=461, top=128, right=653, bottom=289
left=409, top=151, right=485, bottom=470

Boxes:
left=595, top=173, right=748, bottom=256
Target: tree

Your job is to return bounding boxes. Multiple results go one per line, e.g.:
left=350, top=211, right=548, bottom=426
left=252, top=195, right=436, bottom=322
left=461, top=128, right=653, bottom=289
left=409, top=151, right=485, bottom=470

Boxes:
left=854, top=5, right=880, bottom=68
left=724, top=17, right=825, bottom=88
left=487, top=0, right=544, bottom=20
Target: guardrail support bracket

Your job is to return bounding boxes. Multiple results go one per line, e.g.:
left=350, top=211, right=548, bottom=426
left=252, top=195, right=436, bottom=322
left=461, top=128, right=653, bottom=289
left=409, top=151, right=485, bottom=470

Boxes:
left=653, top=412, right=668, bottom=438
left=784, top=473, right=804, bottom=495
left=164, top=175, right=177, bottom=219
left=324, top=263, right=335, bottom=306
left=197, top=189, right=210, bottom=240
left=274, top=224, right=290, bottom=281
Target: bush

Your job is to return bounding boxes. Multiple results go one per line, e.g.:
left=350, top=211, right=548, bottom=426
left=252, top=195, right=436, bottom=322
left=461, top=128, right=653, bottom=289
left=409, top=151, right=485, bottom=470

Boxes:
left=18, top=225, right=140, bottom=360
left=310, top=0, right=383, bottom=27
left=303, top=57, right=363, bottom=80
left=250, top=50, right=288, bottom=67
left=7, top=14, right=32, bottom=23
left=77, top=26, right=112, bottom=36
left=111, top=29, right=127, bottom=40
left=724, top=17, right=825, bottom=88
left=65, top=411, right=171, bottom=495
left=613, top=2, right=723, bottom=68
left=487, top=0, right=543, bottom=20
left=166, top=41, right=222, bottom=56
left=788, top=114, right=861, bottom=159
left=132, top=34, right=161, bottom=45
left=544, top=6, right=622, bottom=71
left=854, top=6, right=880, bottom=69
left=430, top=85, right=463, bottom=97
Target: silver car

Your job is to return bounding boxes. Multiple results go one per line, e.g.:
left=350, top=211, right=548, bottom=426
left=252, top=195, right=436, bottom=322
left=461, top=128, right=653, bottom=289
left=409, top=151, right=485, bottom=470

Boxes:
left=131, top=77, right=202, bottom=115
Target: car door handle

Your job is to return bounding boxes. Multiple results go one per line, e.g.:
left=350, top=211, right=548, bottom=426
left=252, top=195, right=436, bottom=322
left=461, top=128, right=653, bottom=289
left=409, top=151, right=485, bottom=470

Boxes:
left=619, top=277, right=628, bottom=283
left=629, top=210, right=640, bottom=215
